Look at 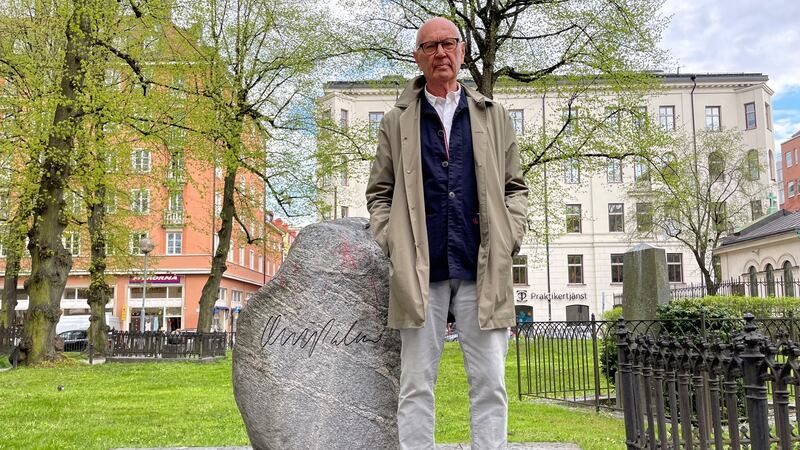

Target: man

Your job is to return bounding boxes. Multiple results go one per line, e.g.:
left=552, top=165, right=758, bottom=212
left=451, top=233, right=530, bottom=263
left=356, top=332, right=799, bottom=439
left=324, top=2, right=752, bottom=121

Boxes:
left=365, top=17, right=529, bottom=450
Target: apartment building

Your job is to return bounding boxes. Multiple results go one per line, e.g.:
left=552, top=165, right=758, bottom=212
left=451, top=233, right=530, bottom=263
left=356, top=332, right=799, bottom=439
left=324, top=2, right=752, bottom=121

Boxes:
left=320, top=73, right=777, bottom=321
left=780, top=130, right=800, bottom=211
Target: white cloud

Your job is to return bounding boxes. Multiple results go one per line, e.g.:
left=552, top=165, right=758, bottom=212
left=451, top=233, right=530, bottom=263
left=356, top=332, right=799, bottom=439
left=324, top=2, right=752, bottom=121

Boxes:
left=661, top=0, right=800, bottom=96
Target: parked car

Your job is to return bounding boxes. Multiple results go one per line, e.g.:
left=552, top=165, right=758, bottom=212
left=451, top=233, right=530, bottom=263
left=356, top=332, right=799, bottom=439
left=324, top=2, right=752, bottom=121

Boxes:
left=58, top=330, right=88, bottom=352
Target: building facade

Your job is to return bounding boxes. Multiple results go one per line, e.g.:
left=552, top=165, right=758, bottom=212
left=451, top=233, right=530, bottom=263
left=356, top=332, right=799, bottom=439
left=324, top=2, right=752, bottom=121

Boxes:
left=780, top=130, right=800, bottom=211
left=320, top=73, right=778, bottom=322
left=0, top=147, right=290, bottom=333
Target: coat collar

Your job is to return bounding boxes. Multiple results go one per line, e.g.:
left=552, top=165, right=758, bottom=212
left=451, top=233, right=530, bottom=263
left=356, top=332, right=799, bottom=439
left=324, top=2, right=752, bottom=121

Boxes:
left=395, top=75, right=493, bottom=110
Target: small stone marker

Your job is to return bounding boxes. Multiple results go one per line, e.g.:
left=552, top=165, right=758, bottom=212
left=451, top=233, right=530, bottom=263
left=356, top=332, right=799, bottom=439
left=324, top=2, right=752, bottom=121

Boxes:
left=622, top=243, right=670, bottom=321
left=233, top=218, right=401, bottom=450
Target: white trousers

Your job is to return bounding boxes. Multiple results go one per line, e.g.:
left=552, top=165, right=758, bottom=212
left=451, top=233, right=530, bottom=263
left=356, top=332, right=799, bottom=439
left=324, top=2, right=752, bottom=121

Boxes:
left=397, top=279, right=508, bottom=450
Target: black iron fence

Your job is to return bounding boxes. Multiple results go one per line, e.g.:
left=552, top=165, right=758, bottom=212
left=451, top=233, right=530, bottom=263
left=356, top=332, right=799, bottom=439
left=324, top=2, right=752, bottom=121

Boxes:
left=670, top=276, right=800, bottom=299
left=0, top=325, right=21, bottom=355
left=108, top=331, right=226, bottom=359
left=515, top=317, right=619, bottom=411
left=616, top=314, right=800, bottom=450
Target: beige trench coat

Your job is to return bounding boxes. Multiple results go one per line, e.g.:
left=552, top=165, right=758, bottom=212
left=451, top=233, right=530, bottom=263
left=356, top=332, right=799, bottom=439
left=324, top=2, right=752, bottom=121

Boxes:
left=366, top=76, right=529, bottom=330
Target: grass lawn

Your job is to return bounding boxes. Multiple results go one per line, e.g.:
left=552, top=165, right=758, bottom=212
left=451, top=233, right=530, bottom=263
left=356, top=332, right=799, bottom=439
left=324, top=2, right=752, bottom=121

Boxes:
left=0, top=343, right=624, bottom=450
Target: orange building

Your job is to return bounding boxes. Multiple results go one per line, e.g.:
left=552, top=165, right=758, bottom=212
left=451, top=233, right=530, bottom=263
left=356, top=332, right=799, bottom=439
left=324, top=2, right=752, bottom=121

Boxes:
left=780, top=130, right=800, bottom=212
left=0, top=151, right=293, bottom=333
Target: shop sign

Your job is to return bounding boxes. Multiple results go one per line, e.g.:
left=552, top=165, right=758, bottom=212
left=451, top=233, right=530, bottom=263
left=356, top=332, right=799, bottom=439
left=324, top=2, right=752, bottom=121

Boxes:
left=515, top=290, right=588, bottom=303
left=129, top=274, right=181, bottom=284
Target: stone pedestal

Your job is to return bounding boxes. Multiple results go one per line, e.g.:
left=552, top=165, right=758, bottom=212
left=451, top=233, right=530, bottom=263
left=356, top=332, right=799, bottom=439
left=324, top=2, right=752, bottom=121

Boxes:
left=232, top=218, right=401, bottom=450
left=622, top=244, right=670, bottom=321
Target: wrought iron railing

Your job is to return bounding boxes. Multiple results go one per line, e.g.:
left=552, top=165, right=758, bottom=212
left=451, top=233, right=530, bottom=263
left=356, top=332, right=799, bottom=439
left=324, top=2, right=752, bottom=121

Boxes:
left=616, top=314, right=800, bottom=450
left=670, top=276, right=800, bottom=299
left=108, top=331, right=226, bottom=359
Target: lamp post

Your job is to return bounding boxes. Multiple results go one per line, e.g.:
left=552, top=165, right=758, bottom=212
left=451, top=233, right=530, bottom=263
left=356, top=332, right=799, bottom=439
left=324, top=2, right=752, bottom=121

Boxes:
left=138, top=237, right=156, bottom=333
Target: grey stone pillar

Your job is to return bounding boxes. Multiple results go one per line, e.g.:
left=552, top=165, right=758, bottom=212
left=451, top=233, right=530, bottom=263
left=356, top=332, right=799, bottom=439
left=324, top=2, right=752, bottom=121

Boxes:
left=622, top=243, right=669, bottom=321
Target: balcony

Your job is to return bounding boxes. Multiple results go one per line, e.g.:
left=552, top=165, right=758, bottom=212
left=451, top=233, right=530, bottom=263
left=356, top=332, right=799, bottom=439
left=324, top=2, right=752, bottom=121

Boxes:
left=163, top=209, right=184, bottom=227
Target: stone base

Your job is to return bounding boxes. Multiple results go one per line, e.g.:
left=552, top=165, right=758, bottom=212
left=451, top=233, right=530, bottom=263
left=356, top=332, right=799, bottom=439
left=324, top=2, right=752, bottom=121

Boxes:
left=113, top=444, right=582, bottom=450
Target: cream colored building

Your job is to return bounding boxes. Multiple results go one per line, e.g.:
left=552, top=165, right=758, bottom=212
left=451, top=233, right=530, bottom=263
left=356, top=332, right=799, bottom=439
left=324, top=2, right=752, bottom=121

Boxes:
left=320, top=73, right=778, bottom=321
left=714, top=209, right=800, bottom=297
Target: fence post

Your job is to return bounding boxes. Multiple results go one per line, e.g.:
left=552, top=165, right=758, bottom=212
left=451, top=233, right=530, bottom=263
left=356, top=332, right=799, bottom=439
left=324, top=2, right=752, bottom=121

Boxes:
left=591, top=314, right=602, bottom=413
left=616, top=318, right=637, bottom=450
left=740, top=314, right=770, bottom=450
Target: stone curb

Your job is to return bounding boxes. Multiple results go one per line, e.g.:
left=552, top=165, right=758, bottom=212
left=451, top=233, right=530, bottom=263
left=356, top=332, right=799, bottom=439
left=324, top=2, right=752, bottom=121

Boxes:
left=113, top=444, right=582, bottom=450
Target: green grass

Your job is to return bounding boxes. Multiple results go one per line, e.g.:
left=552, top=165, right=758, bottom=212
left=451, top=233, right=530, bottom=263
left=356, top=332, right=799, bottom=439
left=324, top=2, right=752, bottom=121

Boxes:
left=0, top=344, right=625, bottom=450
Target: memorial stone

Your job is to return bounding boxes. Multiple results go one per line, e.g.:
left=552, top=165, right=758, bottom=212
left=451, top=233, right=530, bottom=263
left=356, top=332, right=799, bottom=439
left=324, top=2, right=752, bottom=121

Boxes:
left=622, top=243, right=670, bottom=321
left=233, top=218, right=401, bottom=450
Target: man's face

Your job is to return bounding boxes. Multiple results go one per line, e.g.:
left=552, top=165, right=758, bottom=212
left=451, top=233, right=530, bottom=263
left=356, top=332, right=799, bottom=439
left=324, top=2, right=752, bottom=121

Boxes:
left=413, top=20, right=464, bottom=86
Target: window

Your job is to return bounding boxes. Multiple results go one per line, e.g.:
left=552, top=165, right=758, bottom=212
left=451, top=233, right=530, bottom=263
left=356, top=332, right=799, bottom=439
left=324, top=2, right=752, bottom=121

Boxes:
left=632, top=106, right=647, bottom=129
left=636, top=202, right=652, bottom=232
left=783, top=261, right=795, bottom=297
left=564, top=159, right=580, bottom=184
left=368, top=112, right=384, bottom=137
left=131, top=149, right=151, bottom=172
left=745, top=102, right=757, bottom=130
left=750, top=200, right=763, bottom=220
left=340, top=206, right=349, bottom=218
left=567, top=255, right=583, bottom=284
left=339, top=109, right=349, bottom=129
left=509, top=110, right=524, bottom=135
left=766, top=263, right=775, bottom=297
left=168, top=191, right=183, bottom=211
left=249, top=250, right=255, bottom=269
left=607, top=159, right=622, bottom=183
left=770, top=150, right=776, bottom=181
left=608, top=203, right=624, bottom=232
left=611, top=254, right=624, bottom=283
left=63, top=231, right=80, bottom=256
left=712, top=201, right=727, bottom=232
left=239, top=246, right=245, bottom=265
left=131, top=189, right=150, bottom=213
left=705, top=106, right=721, bottom=131
left=747, top=149, right=760, bottom=180
left=787, top=151, right=794, bottom=168
left=749, top=266, right=758, bottom=297
left=667, top=253, right=683, bottom=283
left=634, top=158, right=650, bottom=187
left=708, top=152, right=725, bottom=181
left=658, top=106, right=675, bottom=132
left=512, top=255, right=528, bottom=285
left=566, top=204, right=582, bottom=233
left=765, top=103, right=772, bottom=131
left=166, top=232, right=182, bottom=255
left=130, top=232, right=148, bottom=255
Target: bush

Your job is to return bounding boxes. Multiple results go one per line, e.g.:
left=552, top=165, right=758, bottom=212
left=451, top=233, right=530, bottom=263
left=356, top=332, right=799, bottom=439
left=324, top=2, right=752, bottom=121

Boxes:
left=599, top=306, right=623, bottom=385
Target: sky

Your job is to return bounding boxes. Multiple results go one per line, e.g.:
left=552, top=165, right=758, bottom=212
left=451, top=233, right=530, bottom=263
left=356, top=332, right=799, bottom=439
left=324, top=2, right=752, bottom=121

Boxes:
left=660, top=0, right=800, bottom=146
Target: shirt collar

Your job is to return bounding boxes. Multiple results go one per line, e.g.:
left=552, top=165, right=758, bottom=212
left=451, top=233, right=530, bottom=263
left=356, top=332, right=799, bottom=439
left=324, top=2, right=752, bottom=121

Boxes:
left=424, top=84, right=461, bottom=108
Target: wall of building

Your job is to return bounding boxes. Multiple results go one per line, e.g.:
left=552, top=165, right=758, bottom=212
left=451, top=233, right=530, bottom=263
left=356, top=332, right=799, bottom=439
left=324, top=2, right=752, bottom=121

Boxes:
left=320, top=74, right=778, bottom=321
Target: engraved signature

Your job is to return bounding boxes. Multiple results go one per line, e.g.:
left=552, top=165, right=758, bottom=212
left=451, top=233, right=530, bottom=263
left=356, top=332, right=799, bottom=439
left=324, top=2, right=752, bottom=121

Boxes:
left=259, top=314, right=384, bottom=358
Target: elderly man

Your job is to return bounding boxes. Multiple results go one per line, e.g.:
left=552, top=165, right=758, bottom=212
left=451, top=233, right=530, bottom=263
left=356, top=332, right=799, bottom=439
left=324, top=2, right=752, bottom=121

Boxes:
left=366, top=16, right=529, bottom=450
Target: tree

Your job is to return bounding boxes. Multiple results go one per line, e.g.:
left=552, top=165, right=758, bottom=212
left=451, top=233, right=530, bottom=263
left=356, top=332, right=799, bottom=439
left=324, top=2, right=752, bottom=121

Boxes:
left=636, top=130, right=766, bottom=294
left=167, top=0, right=341, bottom=331
left=333, top=0, right=668, bottom=168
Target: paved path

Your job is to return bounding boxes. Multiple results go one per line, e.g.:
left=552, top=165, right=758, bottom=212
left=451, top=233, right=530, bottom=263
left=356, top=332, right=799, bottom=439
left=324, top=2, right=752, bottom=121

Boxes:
left=114, top=444, right=581, bottom=450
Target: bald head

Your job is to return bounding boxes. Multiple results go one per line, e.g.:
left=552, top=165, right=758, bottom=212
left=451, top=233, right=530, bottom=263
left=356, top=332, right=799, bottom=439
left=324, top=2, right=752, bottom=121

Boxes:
left=416, top=17, right=461, bottom=47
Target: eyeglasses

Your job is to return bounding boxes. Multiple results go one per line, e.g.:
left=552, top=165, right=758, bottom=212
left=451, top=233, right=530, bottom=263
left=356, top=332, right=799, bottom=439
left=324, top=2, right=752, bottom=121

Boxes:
left=417, top=38, right=460, bottom=55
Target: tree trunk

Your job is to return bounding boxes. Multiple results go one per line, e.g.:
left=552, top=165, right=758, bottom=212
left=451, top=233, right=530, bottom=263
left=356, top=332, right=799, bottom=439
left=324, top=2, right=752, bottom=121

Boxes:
left=21, top=3, right=89, bottom=365
left=87, top=184, right=111, bottom=355
left=197, top=162, right=237, bottom=332
left=0, top=247, right=21, bottom=329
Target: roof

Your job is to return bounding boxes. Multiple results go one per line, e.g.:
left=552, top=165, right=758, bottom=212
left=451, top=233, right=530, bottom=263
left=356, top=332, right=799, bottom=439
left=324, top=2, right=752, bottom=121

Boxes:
left=324, top=72, right=770, bottom=91
left=718, top=209, right=800, bottom=247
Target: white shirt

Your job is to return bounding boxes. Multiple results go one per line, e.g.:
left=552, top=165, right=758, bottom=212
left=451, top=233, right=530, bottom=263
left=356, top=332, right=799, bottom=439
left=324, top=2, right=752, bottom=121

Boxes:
left=424, top=84, right=461, bottom=156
